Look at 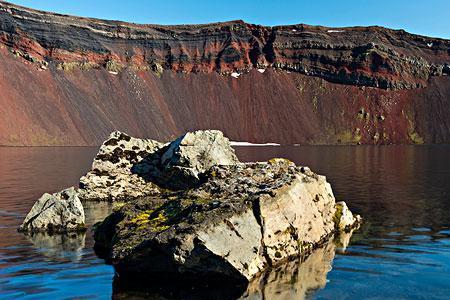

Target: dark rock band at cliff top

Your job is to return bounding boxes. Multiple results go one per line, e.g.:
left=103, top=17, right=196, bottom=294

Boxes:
left=0, top=0, right=449, bottom=146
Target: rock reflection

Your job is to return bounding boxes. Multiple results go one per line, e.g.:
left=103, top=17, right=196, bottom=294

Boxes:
left=82, top=200, right=114, bottom=225
left=25, top=231, right=86, bottom=262
left=243, top=230, right=354, bottom=300
left=112, top=231, right=355, bottom=300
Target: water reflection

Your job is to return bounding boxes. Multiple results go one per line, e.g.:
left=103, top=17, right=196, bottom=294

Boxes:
left=25, top=232, right=86, bottom=262
left=82, top=200, right=114, bottom=225
left=112, top=231, right=356, bottom=300
left=1, top=146, right=450, bottom=299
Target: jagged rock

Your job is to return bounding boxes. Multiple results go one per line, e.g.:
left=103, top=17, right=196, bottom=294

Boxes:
left=94, top=158, right=361, bottom=284
left=18, top=129, right=361, bottom=284
left=19, top=187, right=85, bottom=233
left=156, top=130, right=239, bottom=189
left=334, top=201, right=361, bottom=231
left=78, top=131, right=163, bottom=201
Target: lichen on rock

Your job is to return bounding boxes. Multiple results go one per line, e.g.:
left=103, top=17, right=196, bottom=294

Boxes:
left=19, top=129, right=361, bottom=283
left=92, top=136, right=362, bottom=284
left=78, top=131, right=163, bottom=201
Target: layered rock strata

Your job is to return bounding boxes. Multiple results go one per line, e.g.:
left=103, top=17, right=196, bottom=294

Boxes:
left=1, top=1, right=450, bottom=146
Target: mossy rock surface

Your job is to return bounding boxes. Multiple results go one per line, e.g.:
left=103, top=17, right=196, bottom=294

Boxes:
left=93, top=158, right=359, bottom=284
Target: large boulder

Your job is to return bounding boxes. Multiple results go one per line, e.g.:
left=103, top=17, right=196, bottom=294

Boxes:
left=78, top=131, right=163, bottom=201
left=78, top=130, right=238, bottom=199
left=19, top=187, right=85, bottom=233
left=94, top=158, right=361, bottom=284
left=156, top=130, right=239, bottom=189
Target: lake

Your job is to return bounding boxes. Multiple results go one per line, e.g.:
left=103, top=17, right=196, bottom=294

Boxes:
left=1, top=146, right=450, bottom=299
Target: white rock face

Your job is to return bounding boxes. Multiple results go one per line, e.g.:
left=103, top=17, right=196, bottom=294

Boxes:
left=78, top=131, right=163, bottom=201
left=258, top=169, right=336, bottom=264
left=19, top=187, right=85, bottom=233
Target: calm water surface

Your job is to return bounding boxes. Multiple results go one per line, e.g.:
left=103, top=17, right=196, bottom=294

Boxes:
left=1, top=146, right=450, bottom=299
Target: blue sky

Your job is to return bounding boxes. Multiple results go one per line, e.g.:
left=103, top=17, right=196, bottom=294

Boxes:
left=8, top=0, right=450, bottom=39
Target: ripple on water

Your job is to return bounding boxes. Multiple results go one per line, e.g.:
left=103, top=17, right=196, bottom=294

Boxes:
left=1, top=146, right=450, bottom=299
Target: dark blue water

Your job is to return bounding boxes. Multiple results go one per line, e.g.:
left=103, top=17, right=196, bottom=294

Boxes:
left=1, top=146, right=450, bottom=299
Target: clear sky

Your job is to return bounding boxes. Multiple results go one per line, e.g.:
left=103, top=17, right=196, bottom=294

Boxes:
left=7, top=0, right=450, bottom=39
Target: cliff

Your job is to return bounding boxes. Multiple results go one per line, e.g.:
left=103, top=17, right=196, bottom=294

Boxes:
left=0, top=1, right=449, bottom=145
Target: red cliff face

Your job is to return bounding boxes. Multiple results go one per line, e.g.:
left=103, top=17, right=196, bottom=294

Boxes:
left=0, top=1, right=449, bottom=145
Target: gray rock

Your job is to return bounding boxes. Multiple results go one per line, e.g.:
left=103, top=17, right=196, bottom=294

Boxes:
left=158, top=130, right=239, bottom=189
left=78, top=131, right=163, bottom=201
left=94, top=158, right=361, bottom=283
left=19, top=187, right=85, bottom=233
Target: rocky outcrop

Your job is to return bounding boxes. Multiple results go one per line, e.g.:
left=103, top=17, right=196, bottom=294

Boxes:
left=78, top=131, right=163, bottom=201
left=92, top=131, right=361, bottom=284
left=154, top=130, right=239, bottom=189
left=78, top=130, right=238, bottom=200
left=334, top=201, right=362, bottom=231
left=0, top=2, right=449, bottom=146
left=19, top=129, right=361, bottom=283
left=19, top=187, right=85, bottom=233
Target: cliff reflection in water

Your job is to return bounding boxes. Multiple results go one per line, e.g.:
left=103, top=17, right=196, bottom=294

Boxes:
left=112, top=230, right=356, bottom=300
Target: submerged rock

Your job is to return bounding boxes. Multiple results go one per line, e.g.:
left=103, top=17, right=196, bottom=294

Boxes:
left=19, top=187, right=85, bottom=233
left=94, top=158, right=361, bottom=284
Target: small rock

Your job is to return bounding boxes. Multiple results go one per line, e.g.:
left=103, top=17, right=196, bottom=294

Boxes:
left=334, top=201, right=361, bottom=231
left=19, top=187, right=85, bottom=233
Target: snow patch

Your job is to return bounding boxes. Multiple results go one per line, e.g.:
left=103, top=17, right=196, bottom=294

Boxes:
left=327, top=30, right=345, bottom=33
left=292, top=29, right=297, bottom=32
left=231, top=72, right=240, bottom=78
left=427, top=42, right=433, bottom=48
left=108, top=71, right=118, bottom=75
left=231, top=141, right=280, bottom=146
left=257, top=69, right=266, bottom=73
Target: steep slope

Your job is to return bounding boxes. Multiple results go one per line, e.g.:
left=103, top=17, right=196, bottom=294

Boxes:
left=0, top=1, right=449, bottom=145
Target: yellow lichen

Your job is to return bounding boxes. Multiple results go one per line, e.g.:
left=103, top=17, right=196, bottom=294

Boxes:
left=112, top=202, right=126, bottom=212
left=129, top=209, right=172, bottom=231
left=333, top=204, right=344, bottom=229
left=130, top=209, right=154, bottom=228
